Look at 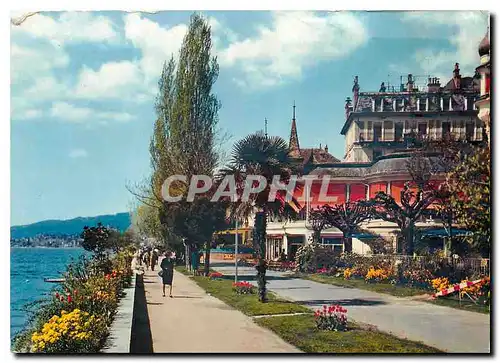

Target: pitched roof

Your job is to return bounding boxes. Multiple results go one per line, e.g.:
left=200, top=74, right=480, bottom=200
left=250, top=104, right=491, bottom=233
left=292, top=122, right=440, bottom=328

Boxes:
left=300, top=148, right=340, bottom=164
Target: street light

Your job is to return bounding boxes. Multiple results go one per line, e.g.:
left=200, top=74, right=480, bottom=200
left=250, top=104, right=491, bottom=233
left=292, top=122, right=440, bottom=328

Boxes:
left=235, top=219, right=239, bottom=283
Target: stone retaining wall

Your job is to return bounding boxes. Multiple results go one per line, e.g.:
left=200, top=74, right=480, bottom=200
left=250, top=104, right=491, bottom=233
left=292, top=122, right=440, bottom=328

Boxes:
left=102, top=274, right=137, bottom=353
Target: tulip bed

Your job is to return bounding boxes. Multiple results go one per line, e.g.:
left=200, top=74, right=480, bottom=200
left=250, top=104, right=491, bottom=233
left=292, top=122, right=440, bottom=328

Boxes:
left=12, top=250, right=134, bottom=353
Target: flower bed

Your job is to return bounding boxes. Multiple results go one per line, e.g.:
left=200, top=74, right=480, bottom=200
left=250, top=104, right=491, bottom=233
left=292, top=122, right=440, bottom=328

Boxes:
left=232, top=281, right=254, bottom=295
left=208, top=271, right=224, bottom=280
left=12, top=250, right=134, bottom=353
left=314, top=304, right=348, bottom=332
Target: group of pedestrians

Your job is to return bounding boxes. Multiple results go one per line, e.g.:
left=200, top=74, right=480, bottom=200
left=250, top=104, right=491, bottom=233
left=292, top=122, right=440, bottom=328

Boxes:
left=132, top=247, right=176, bottom=298
left=140, top=248, right=159, bottom=271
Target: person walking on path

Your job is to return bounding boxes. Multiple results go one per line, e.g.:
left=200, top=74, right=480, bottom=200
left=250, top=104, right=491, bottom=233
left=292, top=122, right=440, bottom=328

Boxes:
left=191, top=249, right=200, bottom=276
left=143, top=250, right=151, bottom=271
left=150, top=249, right=158, bottom=271
left=160, top=252, right=175, bottom=297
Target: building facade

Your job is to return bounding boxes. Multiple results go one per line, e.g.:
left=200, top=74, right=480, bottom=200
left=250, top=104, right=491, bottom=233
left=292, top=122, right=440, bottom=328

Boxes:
left=261, top=62, right=484, bottom=261
left=475, top=29, right=491, bottom=147
left=342, top=65, right=482, bottom=162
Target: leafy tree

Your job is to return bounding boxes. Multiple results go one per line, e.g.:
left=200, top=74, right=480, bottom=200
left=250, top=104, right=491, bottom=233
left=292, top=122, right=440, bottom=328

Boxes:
left=308, top=206, right=329, bottom=244
left=221, top=131, right=301, bottom=302
left=80, top=223, right=111, bottom=263
left=371, top=183, right=437, bottom=255
left=130, top=13, right=224, bottom=265
left=160, top=196, right=229, bottom=275
left=321, top=201, right=373, bottom=253
left=447, top=146, right=490, bottom=256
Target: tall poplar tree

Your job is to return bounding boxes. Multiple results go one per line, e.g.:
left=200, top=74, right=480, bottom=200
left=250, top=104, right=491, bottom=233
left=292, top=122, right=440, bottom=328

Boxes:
left=147, top=13, right=224, bottom=268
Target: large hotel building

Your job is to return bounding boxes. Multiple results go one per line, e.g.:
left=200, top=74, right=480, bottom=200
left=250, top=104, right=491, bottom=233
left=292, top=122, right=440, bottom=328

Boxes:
left=222, top=34, right=490, bottom=261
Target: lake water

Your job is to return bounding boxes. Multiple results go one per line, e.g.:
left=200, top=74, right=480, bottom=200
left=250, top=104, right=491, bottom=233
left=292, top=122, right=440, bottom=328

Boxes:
left=10, top=248, right=86, bottom=338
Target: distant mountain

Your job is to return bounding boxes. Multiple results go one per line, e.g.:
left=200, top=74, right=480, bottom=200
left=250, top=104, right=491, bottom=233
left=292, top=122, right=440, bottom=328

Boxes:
left=10, top=212, right=131, bottom=239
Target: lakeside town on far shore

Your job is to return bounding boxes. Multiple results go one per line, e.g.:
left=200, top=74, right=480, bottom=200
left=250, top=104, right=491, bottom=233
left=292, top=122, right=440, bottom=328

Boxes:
left=10, top=234, right=82, bottom=248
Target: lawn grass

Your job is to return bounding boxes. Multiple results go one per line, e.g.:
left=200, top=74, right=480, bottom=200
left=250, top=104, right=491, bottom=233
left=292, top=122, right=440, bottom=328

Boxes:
left=255, top=314, right=442, bottom=353
left=176, top=266, right=310, bottom=316
left=297, top=273, right=490, bottom=314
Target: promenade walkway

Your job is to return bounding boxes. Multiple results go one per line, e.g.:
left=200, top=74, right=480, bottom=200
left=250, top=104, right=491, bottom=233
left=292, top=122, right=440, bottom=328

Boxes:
left=212, top=263, right=490, bottom=353
left=141, top=269, right=300, bottom=353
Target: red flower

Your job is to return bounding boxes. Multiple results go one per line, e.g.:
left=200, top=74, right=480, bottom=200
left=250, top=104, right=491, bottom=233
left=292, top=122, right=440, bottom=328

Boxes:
left=453, top=285, right=460, bottom=292
left=55, top=292, right=60, bottom=299
left=67, top=295, right=72, bottom=303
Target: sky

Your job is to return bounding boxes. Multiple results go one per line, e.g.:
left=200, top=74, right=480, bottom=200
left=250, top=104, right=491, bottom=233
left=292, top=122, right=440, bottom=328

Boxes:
left=10, top=10, right=489, bottom=226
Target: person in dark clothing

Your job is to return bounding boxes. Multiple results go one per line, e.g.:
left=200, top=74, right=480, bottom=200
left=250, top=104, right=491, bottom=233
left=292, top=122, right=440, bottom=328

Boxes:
left=160, top=253, right=175, bottom=297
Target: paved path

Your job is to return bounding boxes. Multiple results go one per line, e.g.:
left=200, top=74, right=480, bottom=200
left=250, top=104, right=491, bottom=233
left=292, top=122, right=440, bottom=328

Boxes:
left=142, top=269, right=300, bottom=353
left=212, top=262, right=490, bottom=353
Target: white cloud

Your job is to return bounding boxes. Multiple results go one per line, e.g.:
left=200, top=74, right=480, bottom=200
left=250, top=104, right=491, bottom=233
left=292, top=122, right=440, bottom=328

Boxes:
left=74, top=61, right=146, bottom=99
left=10, top=42, right=69, bottom=84
left=124, top=13, right=187, bottom=82
left=69, top=149, right=88, bottom=158
left=50, top=102, right=134, bottom=124
left=14, top=109, right=43, bottom=120
left=51, top=102, right=92, bottom=122
left=401, top=11, right=489, bottom=78
left=218, top=11, right=368, bottom=89
left=11, top=12, right=119, bottom=46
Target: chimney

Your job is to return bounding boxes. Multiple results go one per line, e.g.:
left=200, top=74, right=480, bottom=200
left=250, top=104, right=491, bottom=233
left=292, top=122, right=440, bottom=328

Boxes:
left=406, top=74, right=414, bottom=92
left=427, top=77, right=441, bottom=93
left=345, top=97, right=352, bottom=119
left=325, top=144, right=329, bottom=153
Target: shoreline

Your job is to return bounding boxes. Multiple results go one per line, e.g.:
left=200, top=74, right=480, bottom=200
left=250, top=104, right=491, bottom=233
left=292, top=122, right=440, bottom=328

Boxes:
left=10, top=246, right=83, bottom=249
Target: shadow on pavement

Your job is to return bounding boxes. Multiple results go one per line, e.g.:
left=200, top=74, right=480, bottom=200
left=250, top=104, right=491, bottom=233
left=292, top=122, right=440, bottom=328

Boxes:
left=295, top=298, right=387, bottom=307
left=130, top=274, right=153, bottom=354
left=220, top=274, right=292, bottom=281
left=172, top=295, right=202, bottom=299
left=271, top=287, right=312, bottom=290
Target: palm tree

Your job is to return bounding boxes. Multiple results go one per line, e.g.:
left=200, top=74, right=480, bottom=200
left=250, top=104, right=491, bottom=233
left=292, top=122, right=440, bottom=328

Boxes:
left=219, top=132, right=301, bottom=302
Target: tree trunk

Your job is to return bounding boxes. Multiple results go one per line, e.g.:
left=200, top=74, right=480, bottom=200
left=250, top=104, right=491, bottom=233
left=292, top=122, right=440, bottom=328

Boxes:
left=343, top=232, right=353, bottom=253
left=403, top=222, right=415, bottom=255
left=204, top=241, right=211, bottom=276
left=254, top=211, right=268, bottom=303
left=312, top=229, right=321, bottom=244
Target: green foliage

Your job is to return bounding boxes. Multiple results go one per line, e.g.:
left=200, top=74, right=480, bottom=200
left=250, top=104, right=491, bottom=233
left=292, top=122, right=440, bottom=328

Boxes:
left=447, top=146, right=490, bottom=256
left=295, top=241, right=337, bottom=273
left=12, top=251, right=134, bottom=353
left=221, top=132, right=301, bottom=303
left=80, top=223, right=111, bottom=261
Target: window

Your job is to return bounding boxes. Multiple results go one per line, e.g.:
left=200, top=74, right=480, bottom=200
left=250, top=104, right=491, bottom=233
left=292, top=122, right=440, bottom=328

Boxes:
left=442, top=121, right=451, bottom=138
left=466, top=122, right=475, bottom=141
left=418, top=122, right=427, bottom=136
left=395, top=122, right=404, bottom=141
left=373, top=123, right=382, bottom=142
left=366, top=121, right=373, bottom=141
left=321, top=237, right=344, bottom=256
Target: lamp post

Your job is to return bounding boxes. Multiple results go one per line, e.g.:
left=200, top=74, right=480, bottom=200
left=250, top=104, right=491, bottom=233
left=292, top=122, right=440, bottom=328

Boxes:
left=235, top=219, right=239, bottom=283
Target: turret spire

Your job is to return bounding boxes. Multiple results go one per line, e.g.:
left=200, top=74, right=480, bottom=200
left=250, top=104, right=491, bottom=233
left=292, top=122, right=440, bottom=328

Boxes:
left=289, top=101, right=300, bottom=158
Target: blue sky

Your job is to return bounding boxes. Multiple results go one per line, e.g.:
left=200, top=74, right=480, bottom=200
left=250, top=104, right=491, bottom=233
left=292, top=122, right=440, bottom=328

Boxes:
left=10, top=10, right=488, bottom=225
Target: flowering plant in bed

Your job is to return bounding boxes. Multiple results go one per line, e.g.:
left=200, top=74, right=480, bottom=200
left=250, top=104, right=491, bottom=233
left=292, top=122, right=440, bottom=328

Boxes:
left=365, top=267, right=392, bottom=283
left=232, top=281, right=255, bottom=295
left=314, top=304, right=348, bottom=332
left=208, top=271, right=224, bottom=280
left=30, top=308, right=107, bottom=353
